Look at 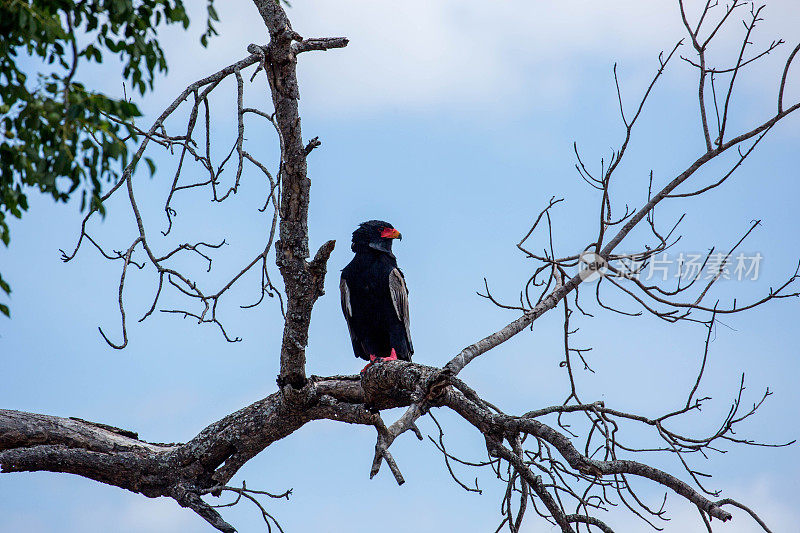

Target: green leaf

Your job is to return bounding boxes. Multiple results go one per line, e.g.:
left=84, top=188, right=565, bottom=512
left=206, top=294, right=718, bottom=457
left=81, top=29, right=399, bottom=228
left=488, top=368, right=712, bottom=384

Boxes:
left=0, top=0, right=212, bottom=319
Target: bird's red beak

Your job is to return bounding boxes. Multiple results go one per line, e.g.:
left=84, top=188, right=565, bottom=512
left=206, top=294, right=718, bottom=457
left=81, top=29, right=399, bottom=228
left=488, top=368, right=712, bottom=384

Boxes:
left=381, top=227, right=401, bottom=239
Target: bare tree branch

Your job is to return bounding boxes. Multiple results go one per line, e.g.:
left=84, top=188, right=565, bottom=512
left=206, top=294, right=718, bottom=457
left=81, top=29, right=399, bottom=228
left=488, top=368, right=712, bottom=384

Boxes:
left=7, top=1, right=798, bottom=532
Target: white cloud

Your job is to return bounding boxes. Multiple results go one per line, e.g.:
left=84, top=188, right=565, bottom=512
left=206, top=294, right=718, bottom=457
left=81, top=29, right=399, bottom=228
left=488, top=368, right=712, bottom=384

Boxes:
left=151, top=0, right=797, bottom=117
left=74, top=0, right=800, bottom=119
left=284, top=0, right=684, bottom=113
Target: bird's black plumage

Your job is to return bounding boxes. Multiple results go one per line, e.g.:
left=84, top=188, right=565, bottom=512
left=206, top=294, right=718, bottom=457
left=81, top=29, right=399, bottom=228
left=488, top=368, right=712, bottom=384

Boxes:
left=340, top=220, right=413, bottom=362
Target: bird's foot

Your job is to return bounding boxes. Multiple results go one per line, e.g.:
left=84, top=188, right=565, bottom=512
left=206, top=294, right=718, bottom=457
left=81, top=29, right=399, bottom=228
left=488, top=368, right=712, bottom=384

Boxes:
left=361, top=354, right=378, bottom=373
left=360, top=350, right=398, bottom=373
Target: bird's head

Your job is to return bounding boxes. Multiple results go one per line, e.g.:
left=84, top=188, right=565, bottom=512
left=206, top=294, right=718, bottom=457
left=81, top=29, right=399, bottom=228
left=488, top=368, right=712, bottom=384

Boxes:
left=352, top=220, right=402, bottom=257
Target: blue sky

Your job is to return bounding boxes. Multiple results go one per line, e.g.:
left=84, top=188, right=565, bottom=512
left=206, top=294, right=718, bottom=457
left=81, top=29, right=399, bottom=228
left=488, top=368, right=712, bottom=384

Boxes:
left=2, top=1, right=799, bottom=531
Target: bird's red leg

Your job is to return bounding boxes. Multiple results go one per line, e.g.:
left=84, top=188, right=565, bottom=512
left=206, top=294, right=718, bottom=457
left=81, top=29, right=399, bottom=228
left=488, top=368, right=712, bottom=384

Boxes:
left=361, top=354, right=377, bottom=373
left=362, top=350, right=397, bottom=372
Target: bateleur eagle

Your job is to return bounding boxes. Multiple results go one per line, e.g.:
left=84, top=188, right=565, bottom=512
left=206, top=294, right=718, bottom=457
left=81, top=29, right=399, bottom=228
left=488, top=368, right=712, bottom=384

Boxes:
left=340, top=220, right=413, bottom=370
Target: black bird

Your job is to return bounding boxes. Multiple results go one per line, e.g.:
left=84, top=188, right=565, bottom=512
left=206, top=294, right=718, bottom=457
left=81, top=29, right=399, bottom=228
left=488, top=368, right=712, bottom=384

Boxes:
left=340, top=220, right=413, bottom=371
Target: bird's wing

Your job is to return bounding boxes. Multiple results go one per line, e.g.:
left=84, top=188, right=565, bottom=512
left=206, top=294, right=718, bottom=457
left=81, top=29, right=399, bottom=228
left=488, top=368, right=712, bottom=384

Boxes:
left=389, top=268, right=413, bottom=354
left=340, top=276, right=352, bottom=319
left=340, top=276, right=366, bottom=359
